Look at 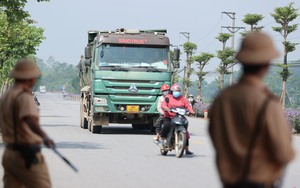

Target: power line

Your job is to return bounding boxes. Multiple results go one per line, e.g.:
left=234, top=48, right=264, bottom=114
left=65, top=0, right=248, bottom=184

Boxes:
left=196, top=18, right=222, bottom=42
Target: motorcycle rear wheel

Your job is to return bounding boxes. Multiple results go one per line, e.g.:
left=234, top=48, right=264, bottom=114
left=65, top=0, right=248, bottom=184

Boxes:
left=175, top=131, right=186, bottom=158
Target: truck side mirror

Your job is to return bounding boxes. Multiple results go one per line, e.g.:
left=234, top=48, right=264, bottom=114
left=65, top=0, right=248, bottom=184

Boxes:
left=172, top=48, right=180, bottom=68
left=173, top=62, right=180, bottom=68
left=84, top=59, right=91, bottom=67
left=85, top=46, right=92, bottom=59
left=173, top=48, right=180, bottom=61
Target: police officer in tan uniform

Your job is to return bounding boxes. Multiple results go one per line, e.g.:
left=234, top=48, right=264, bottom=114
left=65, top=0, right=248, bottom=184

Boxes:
left=209, top=32, right=295, bottom=187
left=0, top=58, right=55, bottom=188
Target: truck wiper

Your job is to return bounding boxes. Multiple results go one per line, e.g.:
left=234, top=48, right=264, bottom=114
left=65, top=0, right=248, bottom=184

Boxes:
left=101, top=65, right=129, bottom=71
left=133, top=66, right=161, bottom=72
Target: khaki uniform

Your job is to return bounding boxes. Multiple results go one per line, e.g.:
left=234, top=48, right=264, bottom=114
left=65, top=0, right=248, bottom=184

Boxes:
left=0, top=84, right=51, bottom=188
left=209, top=75, right=295, bottom=185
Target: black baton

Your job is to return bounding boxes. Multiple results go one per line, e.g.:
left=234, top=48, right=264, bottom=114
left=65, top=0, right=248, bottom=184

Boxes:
left=51, top=147, right=79, bottom=172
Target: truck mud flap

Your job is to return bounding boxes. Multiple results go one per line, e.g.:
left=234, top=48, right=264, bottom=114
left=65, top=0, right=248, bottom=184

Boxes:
left=93, top=114, right=109, bottom=125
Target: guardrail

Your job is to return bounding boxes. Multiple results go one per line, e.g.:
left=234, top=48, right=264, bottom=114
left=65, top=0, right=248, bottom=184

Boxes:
left=63, top=93, right=80, bottom=101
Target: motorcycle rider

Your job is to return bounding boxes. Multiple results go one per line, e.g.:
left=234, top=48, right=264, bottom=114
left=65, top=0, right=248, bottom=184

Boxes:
left=153, top=84, right=170, bottom=141
left=161, top=84, right=195, bottom=155
left=188, top=94, right=195, bottom=109
left=32, top=91, right=40, bottom=106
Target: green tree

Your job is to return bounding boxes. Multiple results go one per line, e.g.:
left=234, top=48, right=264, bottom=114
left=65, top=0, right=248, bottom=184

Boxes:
left=265, top=65, right=300, bottom=108
left=271, top=2, right=299, bottom=108
left=286, top=73, right=300, bottom=108
left=201, top=80, right=219, bottom=102
left=242, top=13, right=264, bottom=31
left=0, top=0, right=49, bottom=23
left=215, top=33, right=234, bottom=89
left=193, top=52, right=214, bottom=98
left=215, top=33, right=231, bottom=50
left=182, top=42, right=197, bottom=97
left=0, top=10, right=45, bottom=94
left=216, top=48, right=235, bottom=89
left=37, top=57, right=79, bottom=94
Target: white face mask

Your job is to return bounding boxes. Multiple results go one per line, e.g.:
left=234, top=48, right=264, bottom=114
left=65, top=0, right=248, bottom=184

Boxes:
left=162, top=91, right=169, bottom=96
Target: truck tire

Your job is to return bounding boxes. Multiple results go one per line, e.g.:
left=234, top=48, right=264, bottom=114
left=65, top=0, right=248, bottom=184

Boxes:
left=132, top=124, right=145, bottom=130
left=132, top=124, right=137, bottom=129
left=146, top=123, right=155, bottom=132
left=80, top=103, right=83, bottom=128
left=80, top=102, right=88, bottom=129
left=89, top=119, right=102, bottom=133
left=92, top=125, right=102, bottom=134
left=82, top=118, right=88, bottom=129
left=88, top=120, right=92, bottom=132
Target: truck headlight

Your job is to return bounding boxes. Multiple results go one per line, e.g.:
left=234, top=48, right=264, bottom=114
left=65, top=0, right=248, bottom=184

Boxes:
left=93, top=97, right=107, bottom=105
left=95, top=106, right=109, bottom=111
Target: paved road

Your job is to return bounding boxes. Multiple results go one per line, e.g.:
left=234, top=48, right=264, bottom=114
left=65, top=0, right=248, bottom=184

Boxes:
left=0, top=92, right=299, bottom=188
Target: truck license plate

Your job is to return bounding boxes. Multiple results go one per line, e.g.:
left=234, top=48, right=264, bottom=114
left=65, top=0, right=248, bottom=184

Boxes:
left=126, top=105, right=139, bottom=113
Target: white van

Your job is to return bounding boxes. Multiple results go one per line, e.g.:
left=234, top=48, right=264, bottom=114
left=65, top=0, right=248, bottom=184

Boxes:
left=40, top=86, right=46, bottom=93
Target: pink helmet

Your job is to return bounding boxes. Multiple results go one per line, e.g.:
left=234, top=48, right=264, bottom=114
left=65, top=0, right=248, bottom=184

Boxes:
left=171, top=84, right=181, bottom=92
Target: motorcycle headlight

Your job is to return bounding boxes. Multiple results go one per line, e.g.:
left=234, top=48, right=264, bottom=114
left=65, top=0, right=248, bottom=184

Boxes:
left=177, top=108, right=186, bottom=115
left=93, top=97, right=107, bottom=105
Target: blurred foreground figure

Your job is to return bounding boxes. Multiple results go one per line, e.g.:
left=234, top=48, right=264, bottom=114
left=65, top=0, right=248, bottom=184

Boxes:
left=209, top=32, right=295, bottom=188
left=0, top=58, right=54, bottom=188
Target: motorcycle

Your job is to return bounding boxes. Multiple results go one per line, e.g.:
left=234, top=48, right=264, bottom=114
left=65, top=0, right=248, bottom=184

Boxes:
left=155, top=107, right=189, bottom=158
left=34, top=96, right=40, bottom=106
left=32, top=93, right=40, bottom=106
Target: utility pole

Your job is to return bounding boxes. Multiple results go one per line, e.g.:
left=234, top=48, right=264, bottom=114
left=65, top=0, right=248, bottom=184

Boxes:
left=179, top=32, right=190, bottom=42
left=221, top=12, right=245, bottom=85
left=179, top=32, right=190, bottom=97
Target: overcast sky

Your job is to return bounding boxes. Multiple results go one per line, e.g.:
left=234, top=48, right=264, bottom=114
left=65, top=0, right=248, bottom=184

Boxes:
left=25, top=0, right=300, bottom=79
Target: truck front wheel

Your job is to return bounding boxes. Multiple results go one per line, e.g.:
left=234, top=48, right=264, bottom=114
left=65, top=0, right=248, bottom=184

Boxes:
left=80, top=102, right=88, bottom=129
left=82, top=117, right=88, bottom=129
left=89, top=119, right=102, bottom=133
left=92, top=125, right=102, bottom=134
left=132, top=124, right=145, bottom=130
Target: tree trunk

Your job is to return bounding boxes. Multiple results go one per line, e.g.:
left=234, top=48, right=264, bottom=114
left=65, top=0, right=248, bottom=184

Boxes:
left=198, top=77, right=202, bottom=99
left=1, top=79, right=8, bottom=95
left=184, top=52, right=192, bottom=98
left=220, top=72, right=224, bottom=89
left=281, top=81, right=286, bottom=109
left=183, top=66, right=188, bottom=98
left=281, top=35, right=288, bottom=109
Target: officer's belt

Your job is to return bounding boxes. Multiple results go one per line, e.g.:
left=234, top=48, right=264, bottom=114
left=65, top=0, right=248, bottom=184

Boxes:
left=6, top=143, right=41, bottom=152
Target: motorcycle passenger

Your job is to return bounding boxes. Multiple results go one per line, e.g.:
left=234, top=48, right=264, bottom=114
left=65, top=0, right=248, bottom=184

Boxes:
left=153, top=84, right=170, bottom=141
left=161, top=84, right=195, bottom=155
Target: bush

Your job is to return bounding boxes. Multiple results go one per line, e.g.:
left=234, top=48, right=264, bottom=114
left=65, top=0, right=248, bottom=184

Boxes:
left=285, top=108, right=300, bottom=134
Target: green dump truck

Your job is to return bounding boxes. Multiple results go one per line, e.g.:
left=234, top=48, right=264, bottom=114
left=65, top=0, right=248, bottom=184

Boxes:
left=79, top=28, right=180, bottom=133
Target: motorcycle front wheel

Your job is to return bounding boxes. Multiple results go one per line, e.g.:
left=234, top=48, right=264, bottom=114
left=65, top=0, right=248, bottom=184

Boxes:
left=175, top=131, right=186, bottom=158
left=160, top=148, right=168, bottom=156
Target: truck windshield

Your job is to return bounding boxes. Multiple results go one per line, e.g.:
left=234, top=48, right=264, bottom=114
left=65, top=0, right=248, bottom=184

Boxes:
left=97, top=44, right=169, bottom=70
